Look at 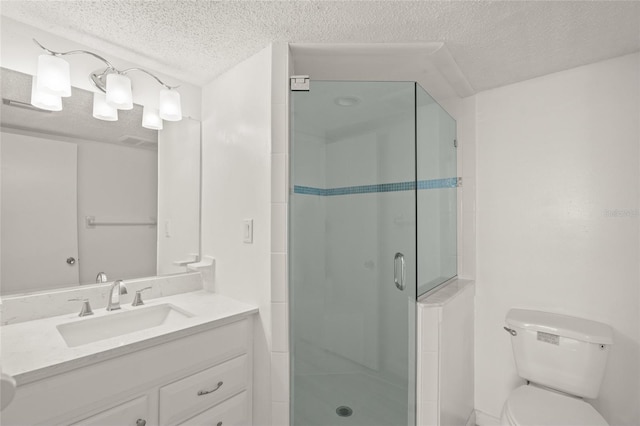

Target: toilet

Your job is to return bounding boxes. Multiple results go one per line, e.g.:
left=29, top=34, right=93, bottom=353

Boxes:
left=501, top=309, right=613, bottom=426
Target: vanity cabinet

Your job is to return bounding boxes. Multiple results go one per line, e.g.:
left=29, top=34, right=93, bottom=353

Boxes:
left=2, top=317, right=253, bottom=426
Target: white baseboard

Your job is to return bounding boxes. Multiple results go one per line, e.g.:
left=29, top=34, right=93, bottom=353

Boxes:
left=475, top=409, right=501, bottom=426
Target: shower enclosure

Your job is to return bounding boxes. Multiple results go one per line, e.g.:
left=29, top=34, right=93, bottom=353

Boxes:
left=289, top=81, right=457, bottom=425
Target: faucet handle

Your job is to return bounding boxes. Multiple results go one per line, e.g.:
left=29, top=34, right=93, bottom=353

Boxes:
left=68, top=298, right=94, bottom=317
left=132, top=287, right=152, bottom=307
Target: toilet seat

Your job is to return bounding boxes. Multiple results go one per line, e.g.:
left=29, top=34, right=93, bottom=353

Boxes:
left=502, top=385, right=608, bottom=426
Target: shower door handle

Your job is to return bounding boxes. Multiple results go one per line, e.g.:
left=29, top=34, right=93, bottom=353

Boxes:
left=394, top=252, right=405, bottom=291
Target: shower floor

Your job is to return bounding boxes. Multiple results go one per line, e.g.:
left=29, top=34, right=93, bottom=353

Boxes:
left=293, top=371, right=408, bottom=426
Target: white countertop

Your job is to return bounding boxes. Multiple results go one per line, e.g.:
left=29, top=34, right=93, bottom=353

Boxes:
left=418, top=277, right=475, bottom=306
left=0, top=290, right=258, bottom=386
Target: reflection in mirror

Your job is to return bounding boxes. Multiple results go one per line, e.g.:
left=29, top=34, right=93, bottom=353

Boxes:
left=1, top=67, right=158, bottom=295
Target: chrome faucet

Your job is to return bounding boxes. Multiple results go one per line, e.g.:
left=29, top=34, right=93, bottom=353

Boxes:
left=96, top=272, right=108, bottom=283
left=106, top=280, right=128, bottom=311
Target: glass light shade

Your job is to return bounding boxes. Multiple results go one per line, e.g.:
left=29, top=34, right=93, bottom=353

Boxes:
left=92, top=92, right=118, bottom=121
left=159, top=89, right=182, bottom=121
left=36, top=54, right=71, bottom=97
left=142, top=106, right=163, bottom=130
left=31, top=76, right=62, bottom=111
left=106, top=73, right=133, bottom=110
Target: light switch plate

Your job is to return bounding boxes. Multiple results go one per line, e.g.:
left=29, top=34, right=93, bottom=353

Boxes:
left=243, top=219, right=253, bottom=244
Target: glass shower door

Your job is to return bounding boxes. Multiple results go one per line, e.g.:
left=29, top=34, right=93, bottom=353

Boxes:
left=290, top=81, right=417, bottom=426
left=416, top=85, right=458, bottom=296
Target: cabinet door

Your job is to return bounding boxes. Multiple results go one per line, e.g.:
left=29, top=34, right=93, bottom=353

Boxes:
left=178, top=391, right=248, bottom=426
left=71, top=395, right=149, bottom=426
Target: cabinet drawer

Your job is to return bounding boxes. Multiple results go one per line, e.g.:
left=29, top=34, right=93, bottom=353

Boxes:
left=160, top=354, right=248, bottom=425
left=178, top=391, right=248, bottom=426
left=70, top=395, right=149, bottom=426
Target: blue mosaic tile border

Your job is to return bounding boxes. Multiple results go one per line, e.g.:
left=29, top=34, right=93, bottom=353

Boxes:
left=294, top=178, right=457, bottom=196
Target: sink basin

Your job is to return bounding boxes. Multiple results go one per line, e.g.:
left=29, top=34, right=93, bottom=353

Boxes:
left=57, top=304, right=194, bottom=347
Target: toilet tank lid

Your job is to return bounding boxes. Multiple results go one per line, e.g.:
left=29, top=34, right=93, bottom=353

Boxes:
left=506, top=309, right=613, bottom=344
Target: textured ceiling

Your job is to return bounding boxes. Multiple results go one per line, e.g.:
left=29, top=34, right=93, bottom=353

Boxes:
left=1, top=1, right=639, bottom=93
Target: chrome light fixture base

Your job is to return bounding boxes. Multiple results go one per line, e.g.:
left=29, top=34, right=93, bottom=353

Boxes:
left=89, top=68, right=117, bottom=94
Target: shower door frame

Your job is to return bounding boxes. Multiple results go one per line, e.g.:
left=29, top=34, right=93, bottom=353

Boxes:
left=288, top=79, right=420, bottom=426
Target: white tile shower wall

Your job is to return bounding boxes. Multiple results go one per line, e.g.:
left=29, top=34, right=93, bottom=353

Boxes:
left=417, top=279, right=475, bottom=426
left=475, top=53, right=640, bottom=426
left=201, top=45, right=273, bottom=425
left=0, top=272, right=203, bottom=325
left=270, top=42, right=291, bottom=426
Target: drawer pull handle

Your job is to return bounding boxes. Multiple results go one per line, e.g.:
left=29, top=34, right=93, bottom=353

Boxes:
left=136, top=420, right=146, bottom=426
left=197, top=381, right=224, bottom=396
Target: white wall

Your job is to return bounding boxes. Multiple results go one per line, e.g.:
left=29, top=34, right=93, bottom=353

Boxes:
left=475, top=53, right=640, bottom=426
left=201, top=45, right=274, bottom=425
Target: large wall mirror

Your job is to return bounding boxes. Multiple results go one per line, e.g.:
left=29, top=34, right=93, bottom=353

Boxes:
left=0, top=67, right=201, bottom=296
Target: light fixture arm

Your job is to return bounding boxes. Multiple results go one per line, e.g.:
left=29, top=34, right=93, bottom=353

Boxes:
left=119, top=68, right=179, bottom=90
left=33, top=39, right=179, bottom=90
left=33, top=39, right=116, bottom=70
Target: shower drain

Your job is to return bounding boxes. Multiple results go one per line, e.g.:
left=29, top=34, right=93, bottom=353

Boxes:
left=336, top=406, right=353, bottom=417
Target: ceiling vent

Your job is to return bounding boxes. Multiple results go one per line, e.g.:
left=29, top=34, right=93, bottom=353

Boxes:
left=118, top=135, right=153, bottom=146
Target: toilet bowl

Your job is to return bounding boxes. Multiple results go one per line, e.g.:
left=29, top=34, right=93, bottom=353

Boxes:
left=501, top=309, right=613, bottom=426
left=501, top=385, right=608, bottom=426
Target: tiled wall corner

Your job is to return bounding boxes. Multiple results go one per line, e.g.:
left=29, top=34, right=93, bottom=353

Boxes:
left=417, top=304, right=441, bottom=426
left=272, top=401, right=290, bottom=426
left=270, top=41, right=290, bottom=426
left=418, top=279, right=475, bottom=426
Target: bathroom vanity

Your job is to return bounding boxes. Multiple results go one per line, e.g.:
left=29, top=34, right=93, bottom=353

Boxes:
left=1, top=291, right=257, bottom=425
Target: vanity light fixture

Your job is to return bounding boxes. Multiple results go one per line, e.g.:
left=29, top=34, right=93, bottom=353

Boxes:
left=31, top=39, right=182, bottom=128
left=30, top=76, right=62, bottom=111
left=36, top=53, right=71, bottom=97
left=142, top=106, right=163, bottom=130
left=158, top=88, right=182, bottom=121
left=92, top=92, right=118, bottom=121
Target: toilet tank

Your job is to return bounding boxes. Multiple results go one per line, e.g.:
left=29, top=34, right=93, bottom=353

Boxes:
left=505, top=309, right=613, bottom=399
